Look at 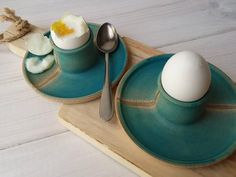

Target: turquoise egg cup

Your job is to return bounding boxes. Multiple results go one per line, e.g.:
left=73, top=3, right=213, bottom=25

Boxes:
left=115, top=54, right=236, bottom=166
left=157, top=75, right=208, bottom=125
left=51, top=28, right=98, bottom=73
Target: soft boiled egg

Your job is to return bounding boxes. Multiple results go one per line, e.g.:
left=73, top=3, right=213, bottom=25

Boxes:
left=161, top=51, right=211, bottom=102
left=50, top=14, right=90, bottom=50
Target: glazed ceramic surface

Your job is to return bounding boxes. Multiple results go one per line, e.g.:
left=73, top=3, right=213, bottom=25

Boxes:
left=23, top=23, right=127, bottom=103
left=115, top=54, right=236, bottom=166
left=51, top=28, right=98, bottom=73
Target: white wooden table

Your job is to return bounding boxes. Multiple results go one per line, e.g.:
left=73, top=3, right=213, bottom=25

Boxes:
left=0, top=1, right=236, bottom=176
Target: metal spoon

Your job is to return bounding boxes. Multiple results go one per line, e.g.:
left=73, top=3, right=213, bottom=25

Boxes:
left=96, top=23, right=118, bottom=121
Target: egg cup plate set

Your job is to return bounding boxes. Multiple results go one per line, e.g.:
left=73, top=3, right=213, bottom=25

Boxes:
left=23, top=23, right=127, bottom=104
left=5, top=17, right=236, bottom=177
left=116, top=54, right=236, bottom=166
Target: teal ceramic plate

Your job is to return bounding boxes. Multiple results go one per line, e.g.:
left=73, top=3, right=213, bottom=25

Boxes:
left=23, top=23, right=127, bottom=104
left=115, top=54, right=236, bottom=166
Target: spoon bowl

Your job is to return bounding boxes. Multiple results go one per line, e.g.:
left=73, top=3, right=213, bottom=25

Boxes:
left=96, top=23, right=118, bottom=53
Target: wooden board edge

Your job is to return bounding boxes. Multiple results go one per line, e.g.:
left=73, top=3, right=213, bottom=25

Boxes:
left=58, top=114, right=151, bottom=177
left=123, top=37, right=163, bottom=56
left=6, top=42, right=26, bottom=58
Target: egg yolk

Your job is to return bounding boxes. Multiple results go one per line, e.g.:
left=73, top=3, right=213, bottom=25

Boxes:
left=51, top=21, right=74, bottom=36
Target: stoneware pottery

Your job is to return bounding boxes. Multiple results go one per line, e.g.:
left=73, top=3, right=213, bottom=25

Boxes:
left=115, top=54, right=236, bottom=166
left=51, top=28, right=98, bottom=73
left=23, top=23, right=127, bottom=104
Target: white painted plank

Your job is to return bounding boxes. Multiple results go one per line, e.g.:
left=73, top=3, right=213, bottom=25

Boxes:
left=0, top=132, right=137, bottom=177
left=0, top=47, right=66, bottom=149
left=0, top=0, right=175, bottom=29
left=160, top=30, right=236, bottom=81
left=1, top=0, right=236, bottom=47
left=93, top=0, right=236, bottom=47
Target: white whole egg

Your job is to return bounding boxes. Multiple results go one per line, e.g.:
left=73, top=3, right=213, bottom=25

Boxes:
left=161, top=51, right=211, bottom=102
left=50, top=14, right=90, bottom=50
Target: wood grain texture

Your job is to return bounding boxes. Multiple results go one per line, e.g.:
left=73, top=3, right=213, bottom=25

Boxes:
left=1, top=0, right=236, bottom=47
left=0, top=49, right=66, bottom=150
left=0, top=0, right=236, bottom=176
left=160, top=30, right=236, bottom=81
left=0, top=132, right=136, bottom=177
left=59, top=37, right=236, bottom=177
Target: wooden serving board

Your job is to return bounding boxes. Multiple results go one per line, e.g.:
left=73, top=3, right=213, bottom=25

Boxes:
left=5, top=25, right=236, bottom=177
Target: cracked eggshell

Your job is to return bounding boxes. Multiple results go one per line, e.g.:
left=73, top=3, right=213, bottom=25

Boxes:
left=26, top=33, right=53, bottom=56
left=25, top=55, right=55, bottom=74
left=161, top=51, right=211, bottom=102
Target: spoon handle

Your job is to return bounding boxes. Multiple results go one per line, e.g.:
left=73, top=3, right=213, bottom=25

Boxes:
left=99, top=52, right=114, bottom=121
